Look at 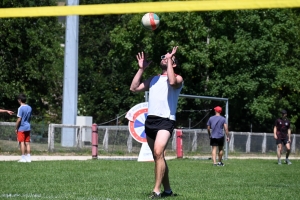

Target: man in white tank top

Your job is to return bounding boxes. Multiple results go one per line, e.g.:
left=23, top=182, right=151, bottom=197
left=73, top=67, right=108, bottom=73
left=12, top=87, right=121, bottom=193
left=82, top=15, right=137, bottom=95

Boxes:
left=130, top=46, right=183, bottom=198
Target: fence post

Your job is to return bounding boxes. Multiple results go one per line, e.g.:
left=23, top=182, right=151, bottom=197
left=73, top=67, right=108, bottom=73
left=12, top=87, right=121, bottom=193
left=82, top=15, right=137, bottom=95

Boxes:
left=172, top=130, right=176, bottom=151
left=229, top=132, right=234, bottom=152
left=191, top=131, right=197, bottom=152
left=47, top=124, right=55, bottom=152
left=76, top=126, right=82, bottom=148
left=92, top=123, right=98, bottom=159
left=176, top=129, right=183, bottom=158
left=246, top=132, right=251, bottom=153
left=48, top=124, right=52, bottom=152
left=127, top=134, right=133, bottom=153
left=103, top=128, right=109, bottom=151
left=291, top=134, right=296, bottom=153
left=262, top=133, right=266, bottom=153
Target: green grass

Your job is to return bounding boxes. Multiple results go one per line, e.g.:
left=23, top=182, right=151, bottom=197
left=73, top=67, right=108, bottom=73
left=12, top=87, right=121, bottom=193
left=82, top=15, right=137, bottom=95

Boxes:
left=0, top=158, right=299, bottom=199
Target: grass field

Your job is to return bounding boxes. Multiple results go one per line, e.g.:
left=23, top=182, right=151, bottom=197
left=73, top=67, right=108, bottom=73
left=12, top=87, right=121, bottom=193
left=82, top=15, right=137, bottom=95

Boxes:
left=0, top=158, right=299, bottom=200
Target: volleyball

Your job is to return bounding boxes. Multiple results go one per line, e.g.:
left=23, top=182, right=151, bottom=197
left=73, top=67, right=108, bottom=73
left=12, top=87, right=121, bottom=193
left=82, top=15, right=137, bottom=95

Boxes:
left=141, top=13, right=160, bottom=31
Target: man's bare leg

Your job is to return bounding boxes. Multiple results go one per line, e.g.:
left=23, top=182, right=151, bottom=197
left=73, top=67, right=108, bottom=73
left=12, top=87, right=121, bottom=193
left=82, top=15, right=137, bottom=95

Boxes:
left=212, top=146, right=217, bottom=164
left=285, top=143, right=292, bottom=164
left=218, top=146, right=224, bottom=162
left=161, top=156, right=170, bottom=191
left=277, top=144, right=282, bottom=160
left=147, top=130, right=170, bottom=194
left=285, top=143, right=291, bottom=158
left=25, top=142, right=30, bottom=154
left=20, top=142, right=25, bottom=155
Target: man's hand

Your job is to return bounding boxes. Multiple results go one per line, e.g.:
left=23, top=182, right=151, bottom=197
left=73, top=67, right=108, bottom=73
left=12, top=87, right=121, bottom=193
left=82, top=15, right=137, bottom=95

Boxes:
left=7, top=111, right=14, bottom=115
left=163, top=46, right=178, bottom=60
left=136, top=52, right=152, bottom=70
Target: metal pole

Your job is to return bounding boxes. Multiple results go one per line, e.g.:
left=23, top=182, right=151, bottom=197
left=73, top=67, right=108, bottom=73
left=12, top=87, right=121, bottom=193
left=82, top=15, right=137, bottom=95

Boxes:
left=145, top=91, right=149, bottom=102
left=225, top=100, right=229, bottom=160
left=61, top=0, right=79, bottom=147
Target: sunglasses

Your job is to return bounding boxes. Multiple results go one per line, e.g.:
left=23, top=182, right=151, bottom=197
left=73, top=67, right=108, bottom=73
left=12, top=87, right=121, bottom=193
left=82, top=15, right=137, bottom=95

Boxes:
left=161, top=55, right=176, bottom=64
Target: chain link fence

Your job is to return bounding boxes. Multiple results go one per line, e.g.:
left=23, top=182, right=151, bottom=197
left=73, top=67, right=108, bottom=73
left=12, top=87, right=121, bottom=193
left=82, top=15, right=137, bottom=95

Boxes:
left=1, top=122, right=299, bottom=157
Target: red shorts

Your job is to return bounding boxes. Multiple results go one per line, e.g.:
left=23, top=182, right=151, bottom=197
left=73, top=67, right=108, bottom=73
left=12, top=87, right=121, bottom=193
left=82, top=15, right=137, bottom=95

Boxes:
left=17, top=131, right=31, bottom=142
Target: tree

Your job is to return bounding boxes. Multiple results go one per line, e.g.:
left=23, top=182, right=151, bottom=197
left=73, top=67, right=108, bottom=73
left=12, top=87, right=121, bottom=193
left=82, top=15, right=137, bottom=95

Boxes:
left=77, top=0, right=139, bottom=124
left=108, top=8, right=300, bottom=132
left=204, top=9, right=300, bottom=132
left=0, top=0, right=64, bottom=122
left=2, top=0, right=300, bottom=133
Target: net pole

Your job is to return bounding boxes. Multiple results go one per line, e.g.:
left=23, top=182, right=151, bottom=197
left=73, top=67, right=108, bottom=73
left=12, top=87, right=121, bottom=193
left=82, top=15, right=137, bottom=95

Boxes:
left=225, top=100, right=229, bottom=160
left=61, top=0, right=79, bottom=147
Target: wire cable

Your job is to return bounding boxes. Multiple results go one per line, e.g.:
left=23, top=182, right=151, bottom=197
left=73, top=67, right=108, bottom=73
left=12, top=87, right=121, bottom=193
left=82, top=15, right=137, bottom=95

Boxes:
left=97, top=112, right=126, bottom=125
left=179, top=109, right=212, bottom=129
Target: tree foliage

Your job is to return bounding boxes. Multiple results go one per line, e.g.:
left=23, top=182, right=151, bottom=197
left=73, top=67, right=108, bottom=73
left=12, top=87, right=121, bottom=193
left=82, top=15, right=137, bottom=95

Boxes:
left=1, top=0, right=300, bottom=132
left=0, top=0, right=64, bottom=120
left=107, top=8, right=300, bottom=132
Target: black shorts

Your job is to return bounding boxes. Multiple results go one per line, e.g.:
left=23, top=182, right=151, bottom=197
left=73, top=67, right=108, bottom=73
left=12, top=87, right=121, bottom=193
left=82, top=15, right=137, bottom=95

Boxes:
left=210, top=137, right=224, bottom=147
left=145, top=115, right=175, bottom=140
left=276, top=138, right=289, bottom=145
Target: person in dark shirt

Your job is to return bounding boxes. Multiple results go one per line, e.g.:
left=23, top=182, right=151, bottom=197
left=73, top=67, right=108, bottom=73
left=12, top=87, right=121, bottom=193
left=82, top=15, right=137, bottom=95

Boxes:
left=273, top=110, right=292, bottom=165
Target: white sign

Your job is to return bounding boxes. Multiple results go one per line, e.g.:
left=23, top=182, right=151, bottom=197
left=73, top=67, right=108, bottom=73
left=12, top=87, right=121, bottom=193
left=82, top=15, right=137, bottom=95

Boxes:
left=126, top=102, right=154, bottom=162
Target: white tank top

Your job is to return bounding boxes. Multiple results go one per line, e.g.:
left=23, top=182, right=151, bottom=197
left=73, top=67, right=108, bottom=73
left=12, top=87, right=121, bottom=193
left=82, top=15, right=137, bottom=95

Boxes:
left=147, top=74, right=183, bottom=120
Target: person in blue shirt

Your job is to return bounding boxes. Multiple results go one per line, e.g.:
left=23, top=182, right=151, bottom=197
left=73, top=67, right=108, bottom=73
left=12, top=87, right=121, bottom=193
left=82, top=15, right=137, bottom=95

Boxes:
left=207, top=106, right=229, bottom=166
left=15, top=94, right=32, bottom=163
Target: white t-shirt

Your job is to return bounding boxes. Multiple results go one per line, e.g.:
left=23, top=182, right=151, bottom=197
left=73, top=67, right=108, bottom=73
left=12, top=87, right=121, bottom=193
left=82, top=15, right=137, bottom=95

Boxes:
left=147, top=74, right=183, bottom=120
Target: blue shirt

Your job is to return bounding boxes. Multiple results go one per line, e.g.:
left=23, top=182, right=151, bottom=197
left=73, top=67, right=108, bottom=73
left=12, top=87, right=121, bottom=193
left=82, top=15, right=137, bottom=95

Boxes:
left=207, top=115, right=226, bottom=139
left=17, top=104, right=32, bottom=131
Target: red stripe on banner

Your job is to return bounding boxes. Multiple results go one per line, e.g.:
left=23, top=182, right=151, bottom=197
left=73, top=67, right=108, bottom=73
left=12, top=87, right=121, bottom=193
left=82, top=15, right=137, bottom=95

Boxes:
left=149, top=13, right=156, bottom=30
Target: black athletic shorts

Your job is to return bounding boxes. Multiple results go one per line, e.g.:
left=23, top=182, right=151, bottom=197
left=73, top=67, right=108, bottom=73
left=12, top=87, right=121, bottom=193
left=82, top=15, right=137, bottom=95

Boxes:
left=276, top=138, right=289, bottom=145
left=210, top=137, right=225, bottom=147
left=145, top=115, right=175, bottom=140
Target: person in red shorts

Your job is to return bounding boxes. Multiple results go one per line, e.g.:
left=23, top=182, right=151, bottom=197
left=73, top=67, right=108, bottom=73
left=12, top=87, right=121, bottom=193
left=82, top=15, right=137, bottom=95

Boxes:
left=15, top=94, right=32, bottom=163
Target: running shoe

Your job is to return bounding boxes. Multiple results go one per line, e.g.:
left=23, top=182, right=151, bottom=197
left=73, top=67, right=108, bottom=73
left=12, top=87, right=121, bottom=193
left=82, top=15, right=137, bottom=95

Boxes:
left=217, top=162, right=225, bottom=166
left=278, top=160, right=282, bottom=165
left=161, top=191, right=177, bottom=197
left=285, top=158, right=292, bottom=165
left=18, top=158, right=27, bottom=163
left=149, top=192, right=161, bottom=199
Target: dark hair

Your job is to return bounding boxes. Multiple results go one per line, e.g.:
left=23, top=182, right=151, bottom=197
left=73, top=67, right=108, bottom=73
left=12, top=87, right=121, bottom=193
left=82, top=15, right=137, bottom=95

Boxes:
left=281, top=109, right=287, bottom=114
left=172, top=56, right=179, bottom=67
left=17, top=94, right=27, bottom=103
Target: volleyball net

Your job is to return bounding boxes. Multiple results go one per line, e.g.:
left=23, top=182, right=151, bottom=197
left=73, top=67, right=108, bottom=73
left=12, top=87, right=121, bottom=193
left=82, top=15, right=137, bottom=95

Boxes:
left=0, top=0, right=300, bottom=18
